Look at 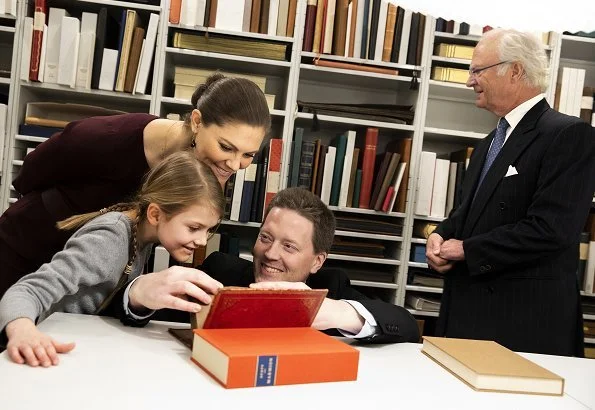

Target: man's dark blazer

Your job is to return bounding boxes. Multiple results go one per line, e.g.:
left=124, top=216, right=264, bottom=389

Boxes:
left=434, top=99, right=595, bottom=356
left=200, top=252, right=420, bottom=344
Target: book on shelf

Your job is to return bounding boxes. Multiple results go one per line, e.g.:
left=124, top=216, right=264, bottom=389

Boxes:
left=331, top=238, right=385, bottom=258
left=434, top=43, right=474, bottom=60
left=192, top=286, right=328, bottom=329
left=431, top=66, right=468, bottom=84
left=405, top=294, right=440, bottom=311
left=297, top=101, right=414, bottom=124
left=409, top=244, right=426, bottom=263
left=91, top=7, right=120, bottom=90
left=422, top=336, right=564, bottom=396
left=18, top=124, right=63, bottom=138
left=412, top=221, right=438, bottom=239
left=29, top=0, right=46, bottom=82
left=407, top=269, right=444, bottom=288
left=312, top=58, right=399, bottom=75
left=24, top=103, right=125, bottom=128
left=191, top=327, right=359, bottom=388
left=335, top=216, right=403, bottom=236
left=172, top=31, right=289, bottom=61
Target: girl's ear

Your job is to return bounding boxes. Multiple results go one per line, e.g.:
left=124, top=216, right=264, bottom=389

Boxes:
left=146, top=203, right=162, bottom=226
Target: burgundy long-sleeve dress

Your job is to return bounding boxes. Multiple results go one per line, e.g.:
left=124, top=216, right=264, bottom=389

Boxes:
left=0, top=113, right=158, bottom=297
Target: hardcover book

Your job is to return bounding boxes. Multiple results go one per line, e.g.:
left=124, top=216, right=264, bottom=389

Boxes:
left=422, top=337, right=564, bottom=396
left=191, top=327, right=359, bottom=388
left=193, top=287, right=328, bottom=329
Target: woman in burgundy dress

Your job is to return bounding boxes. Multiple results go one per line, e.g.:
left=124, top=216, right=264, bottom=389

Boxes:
left=0, top=73, right=271, bottom=297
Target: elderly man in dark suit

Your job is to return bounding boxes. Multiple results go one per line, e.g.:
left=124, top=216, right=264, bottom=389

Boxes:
left=426, top=29, right=595, bottom=356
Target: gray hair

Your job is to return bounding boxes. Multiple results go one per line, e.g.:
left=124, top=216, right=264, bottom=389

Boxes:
left=487, top=29, right=549, bottom=92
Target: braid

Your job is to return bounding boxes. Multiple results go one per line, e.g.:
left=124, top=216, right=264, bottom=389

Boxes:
left=125, top=202, right=145, bottom=275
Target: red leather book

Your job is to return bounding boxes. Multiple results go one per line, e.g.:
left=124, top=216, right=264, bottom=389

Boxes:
left=302, top=0, right=317, bottom=52
left=29, top=0, right=47, bottom=82
left=381, top=186, right=394, bottom=212
left=193, top=287, right=328, bottom=329
left=191, top=327, right=359, bottom=388
left=358, top=127, right=378, bottom=209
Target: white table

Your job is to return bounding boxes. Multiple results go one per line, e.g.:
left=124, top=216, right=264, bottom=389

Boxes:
left=0, top=313, right=593, bottom=410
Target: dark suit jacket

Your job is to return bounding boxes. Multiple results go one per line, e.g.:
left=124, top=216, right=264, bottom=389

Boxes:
left=199, top=252, right=419, bottom=344
left=435, top=99, right=595, bottom=356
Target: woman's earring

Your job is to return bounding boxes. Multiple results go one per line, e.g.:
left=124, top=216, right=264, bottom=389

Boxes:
left=190, top=138, right=196, bottom=148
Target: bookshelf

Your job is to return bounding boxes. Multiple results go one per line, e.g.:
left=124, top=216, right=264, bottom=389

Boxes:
left=0, top=1, right=593, bottom=348
left=0, top=10, right=17, bottom=180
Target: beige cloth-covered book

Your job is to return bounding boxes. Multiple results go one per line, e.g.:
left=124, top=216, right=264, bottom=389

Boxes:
left=422, top=337, right=564, bottom=396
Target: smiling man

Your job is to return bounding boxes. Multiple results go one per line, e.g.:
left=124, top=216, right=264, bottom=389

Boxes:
left=199, top=187, right=419, bottom=343
left=426, top=29, right=595, bottom=356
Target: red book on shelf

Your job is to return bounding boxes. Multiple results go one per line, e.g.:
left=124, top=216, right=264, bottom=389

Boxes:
left=263, top=138, right=283, bottom=218
left=358, top=127, right=378, bottom=209
left=191, top=327, right=359, bottom=388
left=29, top=0, right=47, bottom=82
left=381, top=186, right=395, bottom=212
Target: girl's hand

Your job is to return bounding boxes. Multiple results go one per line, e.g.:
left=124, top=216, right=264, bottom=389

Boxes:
left=5, top=318, right=76, bottom=367
left=129, top=266, right=223, bottom=313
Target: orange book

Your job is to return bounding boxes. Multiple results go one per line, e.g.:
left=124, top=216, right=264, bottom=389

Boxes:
left=169, top=0, right=181, bottom=24
left=193, top=287, right=328, bottom=329
left=263, top=138, right=283, bottom=219
left=286, top=0, right=298, bottom=37
left=191, top=327, right=359, bottom=388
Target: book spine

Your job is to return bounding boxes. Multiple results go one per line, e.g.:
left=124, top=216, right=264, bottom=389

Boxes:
left=29, top=0, right=46, bottom=82
left=303, top=0, right=317, bottom=52
left=358, top=128, right=378, bottom=208
left=169, top=0, right=182, bottom=24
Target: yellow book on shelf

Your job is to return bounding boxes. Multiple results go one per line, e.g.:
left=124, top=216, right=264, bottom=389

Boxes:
left=431, top=67, right=468, bottom=84
left=434, top=43, right=474, bottom=60
left=172, top=32, right=287, bottom=61
left=422, top=337, right=564, bottom=396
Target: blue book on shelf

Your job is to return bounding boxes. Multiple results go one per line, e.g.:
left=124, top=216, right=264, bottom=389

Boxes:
left=18, top=124, right=63, bottom=138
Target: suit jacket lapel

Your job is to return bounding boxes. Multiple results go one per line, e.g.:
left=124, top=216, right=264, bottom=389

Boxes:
left=462, top=99, right=549, bottom=237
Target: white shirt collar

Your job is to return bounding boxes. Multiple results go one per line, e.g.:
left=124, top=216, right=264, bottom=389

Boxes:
left=503, top=94, right=545, bottom=138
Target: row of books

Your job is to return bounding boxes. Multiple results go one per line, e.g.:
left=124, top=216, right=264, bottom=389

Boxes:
left=287, top=127, right=412, bottom=213
left=435, top=17, right=552, bottom=45
left=171, top=29, right=289, bottom=61
left=414, top=147, right=473, bottom=219
left=0, top=0, right=16, bottom=16
left=169, top=0, right=298, bottom=38
left=23, top=4, right=159, bottom=94
left=303, top=0, right=426, bottom=67
left=173, top=66, right=275, bottom=109
left=555, top=68, right=595, bottom=126
left=223, top=138, right=283, bottom=224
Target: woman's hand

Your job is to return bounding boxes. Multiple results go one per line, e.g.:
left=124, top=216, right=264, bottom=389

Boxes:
left=129, top=266, right=223, bottom=313
left=5, top=318, right=76, bottom=367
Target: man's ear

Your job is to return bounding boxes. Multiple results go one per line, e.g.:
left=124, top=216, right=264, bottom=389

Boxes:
left=190, top=109, right=202, bottom=133
left=146, top=203, right=162, bottom=226
left=510, top=62, right=524, bottom=83
left=309, top=252, right=327, bottom=275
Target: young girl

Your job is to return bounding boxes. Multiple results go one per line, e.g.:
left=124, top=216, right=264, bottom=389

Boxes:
left=0, top=151, right=225, bottom=367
